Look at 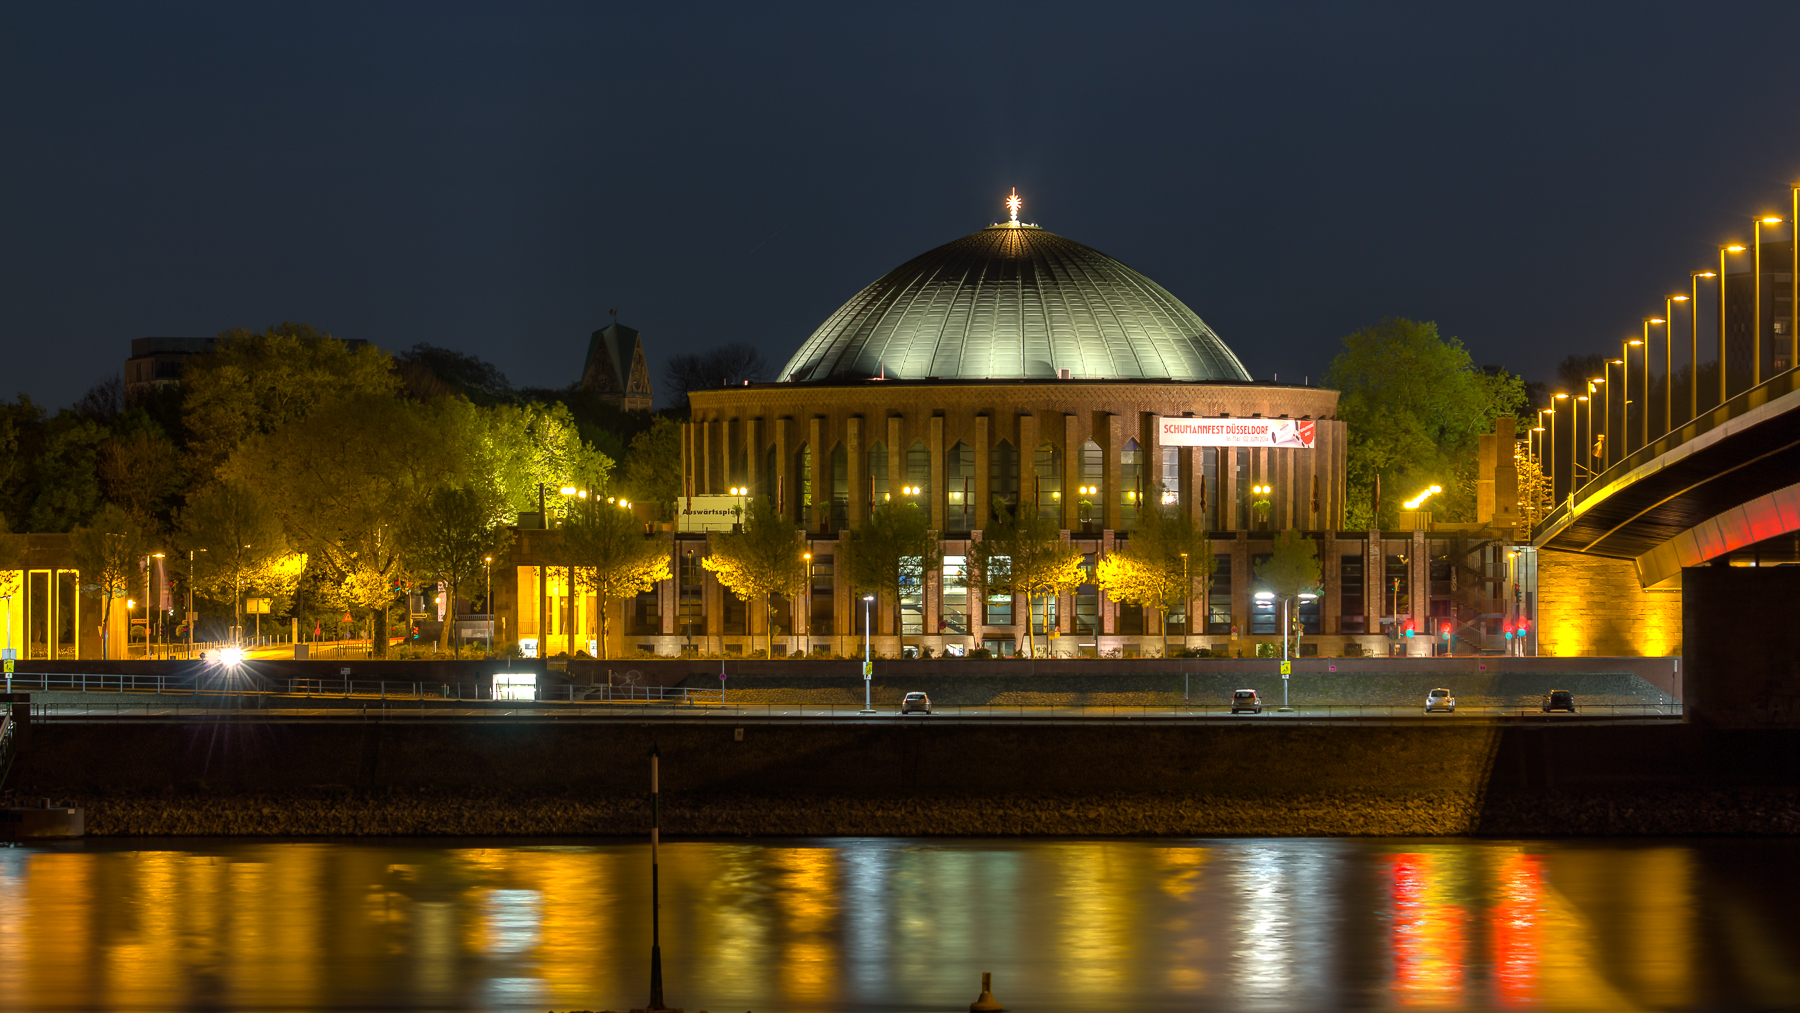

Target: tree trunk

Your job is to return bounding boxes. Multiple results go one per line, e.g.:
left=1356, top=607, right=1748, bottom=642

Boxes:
left=372, top=605, right=388, bottom=657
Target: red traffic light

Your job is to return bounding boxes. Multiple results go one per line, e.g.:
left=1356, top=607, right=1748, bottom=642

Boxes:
left=1402, top=618, right=1415, bottom=637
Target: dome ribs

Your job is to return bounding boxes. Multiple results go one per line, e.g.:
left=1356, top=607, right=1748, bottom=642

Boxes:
left=774, top=224, right=1250, bottom=384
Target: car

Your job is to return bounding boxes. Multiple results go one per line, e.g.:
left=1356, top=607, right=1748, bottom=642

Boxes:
left=1424, top=688, right=1457, bottom=713
left=1230, top=689, right=1262, bottom=714
left=901, top=691, right=932, bottom=715
left=1542, top=689, right=1577, bottom=713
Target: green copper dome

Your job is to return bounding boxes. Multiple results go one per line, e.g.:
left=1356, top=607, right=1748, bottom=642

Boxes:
left=779, top=222, right=1251, bottom=383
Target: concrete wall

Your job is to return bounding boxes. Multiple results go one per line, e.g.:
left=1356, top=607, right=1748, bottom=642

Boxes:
left=1537, top=549, right=1682, bottom=657
left=1684, top=564, right=1800, bottom=727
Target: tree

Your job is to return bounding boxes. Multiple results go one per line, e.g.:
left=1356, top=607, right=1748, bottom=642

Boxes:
left=1254, top=530, right=1322, bottom=658
left=965, top=502, right=1084, bottom=658
left=1094, top=503, right=1214, bottom=657
left=23, top=411, right=108, bottom=533
left=98, top=423, right=184, bottom=530
left=395, top=343, right=514, bottom=404
left=403, top=485, right=511, bottom=652
left=182, top=323, right=398, bottom=480
left=0, top=515, right=28, bottom=652
left=70, top=504, right=148, bottom=659
left=843, top=500, right=937, bottom=646
left=229, top=392, right=449, bottom=657
left=702, top=496, right=805, bottom=658
left=553, top=500, right=670, bottom=660
left=176, top=480, right=291, bottom=642
left=1327, top=318, right=1527, bottom=528
left=662, top=343, right=769, bottom=409
left=622, top=416, right=682, bottom=519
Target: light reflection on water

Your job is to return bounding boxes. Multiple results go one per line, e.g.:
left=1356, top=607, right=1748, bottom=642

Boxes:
left=0, top=837, right=1795, bottom=1011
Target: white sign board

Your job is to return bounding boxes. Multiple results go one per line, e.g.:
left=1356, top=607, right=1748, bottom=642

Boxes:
left=1158, top=417, right=1316, bottom=449
left=677, top=495, right=743, bottom=533
left=493, top=671, right=537, bottom=701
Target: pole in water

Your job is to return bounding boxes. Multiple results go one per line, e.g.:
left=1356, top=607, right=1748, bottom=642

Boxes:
left=970, top=970, right=1004, bottom=1011
left=648, top=741, right=667, bottom=1011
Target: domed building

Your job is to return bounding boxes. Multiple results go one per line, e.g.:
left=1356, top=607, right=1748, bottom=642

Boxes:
left=668, top=198, right=1358, bottom=658
left=498, top=197, right=1416, bottom=663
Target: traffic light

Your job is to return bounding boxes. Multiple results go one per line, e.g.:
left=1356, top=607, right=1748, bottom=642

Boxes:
left=1440, top=623, right=1451, bottom=640
left=1503, top=619, right=1515, bottom=640
left=1403, top=618, right=1415, bottom=637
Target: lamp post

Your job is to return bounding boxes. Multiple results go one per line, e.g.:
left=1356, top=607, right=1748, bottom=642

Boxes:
left=1254, top=589, right=1317, bottom=710
left=1690, top=271, right=1716, bottom=424
left=1251, top=484, right=1272, bottom=530
left=1179, top=551, right=1190, bottom=656
left=483, top=556, right=493, bottom=658
left=1721, top=243, right=1747, bottom=404
left=1622, top=338, right=1643, bottom=455
left=1755, top=216, right=1783, bottom=386
left=860, top=594, right=876, bottom=714
left=801, top=551, right=811, bottom=658
left=1602, top=359, right=1621, bottom=468
left=1577, top=390, right=1593, bottom=488
left=1638, top=323, right=1659, bottom=447
left=187, top=547, right=205, bottom=660
left=1663, top=297, right=1685, bottom=436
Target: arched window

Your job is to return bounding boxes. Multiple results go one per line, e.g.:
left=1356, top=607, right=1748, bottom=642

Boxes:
left=1034, top=442, right=1061, bottom=521
left=990, top=439, right=1019, bottom=513
left=830, top=442, right=848, bottom=531
left=905, top=440, right=931, bottom=506
left=797, top=444, right=811, bottom=526
left=946, top=441, right=975, bottom=530
left=1121, top=438, right=1142, bottom=531
left=868, top=441, right=888, bottom=507
left=1079, top=440, right=1104, bottom=531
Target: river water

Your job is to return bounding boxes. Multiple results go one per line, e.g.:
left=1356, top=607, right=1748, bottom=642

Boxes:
left=1, top=837, right=1796, bottom=1012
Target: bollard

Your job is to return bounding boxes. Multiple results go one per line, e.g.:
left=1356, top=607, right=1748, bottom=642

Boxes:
left=970, top=971, right=1004, bottom=1012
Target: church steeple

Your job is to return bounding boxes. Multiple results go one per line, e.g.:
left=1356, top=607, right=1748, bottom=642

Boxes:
left=581, top=317, right=654, bottom=411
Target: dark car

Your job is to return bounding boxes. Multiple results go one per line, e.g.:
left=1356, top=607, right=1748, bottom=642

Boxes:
left=1541, top=689, right=1577, bottom=713
left=1230, top=689, right=1262, bottom=714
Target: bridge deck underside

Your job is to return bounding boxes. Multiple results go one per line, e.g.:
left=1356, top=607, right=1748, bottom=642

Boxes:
left=1538, top=398, right=1800, bottom=560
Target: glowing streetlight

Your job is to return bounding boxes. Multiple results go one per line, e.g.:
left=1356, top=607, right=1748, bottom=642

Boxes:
left=1688, top=271, right=1716, bottom=424
left=1755, top=216, right=1784, bottom=386
left=860, top=594, right=876, bottom=714
left=1402, top=485, right=1442, bottom=511
left=1721, top=244, right=1747, bottom=404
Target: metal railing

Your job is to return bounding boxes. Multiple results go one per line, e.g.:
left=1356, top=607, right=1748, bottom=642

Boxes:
left=22, top=699, right=1683, bottom=721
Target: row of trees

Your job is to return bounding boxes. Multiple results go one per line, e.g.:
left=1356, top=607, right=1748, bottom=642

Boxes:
left=0, top=324, right=673, bottom=657
left=692, top=493, right=1325, bottom=658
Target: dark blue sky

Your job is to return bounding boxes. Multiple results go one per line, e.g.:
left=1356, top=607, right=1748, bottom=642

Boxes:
left=6, top=2, right=1800, bottom=410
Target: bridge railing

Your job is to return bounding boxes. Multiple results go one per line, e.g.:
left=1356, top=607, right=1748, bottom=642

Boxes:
left=1535, top=365, right=1800, bottom=542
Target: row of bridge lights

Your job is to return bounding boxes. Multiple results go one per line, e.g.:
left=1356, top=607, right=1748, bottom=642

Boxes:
left=1533, top=195, right=1800, bottom=499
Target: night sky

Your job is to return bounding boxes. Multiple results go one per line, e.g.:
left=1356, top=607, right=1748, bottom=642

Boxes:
left=7, top=2, right=1800, bottom=411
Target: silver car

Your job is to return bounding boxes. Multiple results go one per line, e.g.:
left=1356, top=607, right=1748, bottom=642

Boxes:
left=1424, top=687, right=1457, bottom=713
left=901, top=691, right=932, bottom=715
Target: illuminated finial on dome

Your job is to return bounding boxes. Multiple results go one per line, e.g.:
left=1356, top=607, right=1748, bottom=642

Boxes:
left=1006, top=188, right=1022, bottom=225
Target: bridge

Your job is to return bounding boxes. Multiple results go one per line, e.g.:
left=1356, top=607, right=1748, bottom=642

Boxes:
left=1532, top=368, right=1800, bottom=725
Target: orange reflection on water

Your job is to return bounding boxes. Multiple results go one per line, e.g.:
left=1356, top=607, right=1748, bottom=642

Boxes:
left=1386, top=850, right=1468, bottom=1007
left=1488, top=850, right=1542, bottom=1006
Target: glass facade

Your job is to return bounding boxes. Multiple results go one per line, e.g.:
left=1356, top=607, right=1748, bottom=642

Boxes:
left=1034, top=442, right=1061, bottom=520
left=899, top=555, right=924, bottom=635
left=1120, top=438, right=1142, bottom=531
left=808, top=554, right=834, bottom=636
left=991, top=440, right=1019, bottom=511
left=947, top=442, right=975, bottom=530
left=940, top=555, right=968, bottom=635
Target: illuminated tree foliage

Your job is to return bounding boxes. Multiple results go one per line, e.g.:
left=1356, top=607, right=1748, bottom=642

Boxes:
left=1254, top=529, right=1322, bottom=656
left=843, top=500, right=937, bottom=641
left=553, top=501, right=670, bottom=660
left=622, top=416, right=682, bottom=519
left=177, top=479, right=296, bottom=640
left=1094, top=503, right=1213, bottom=656
left=403, top=485, right=511, bottom=651
left=702, top=496, right=805, bottom=658
left=70, top=504, right=148, bottom=659
left=1327, top=318, right=1527, bottom=528
left=965, top=502, right=1084, bottom=658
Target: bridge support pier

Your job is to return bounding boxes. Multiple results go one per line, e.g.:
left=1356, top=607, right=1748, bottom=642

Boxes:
left=1683, top=564, right=1800, bottom=726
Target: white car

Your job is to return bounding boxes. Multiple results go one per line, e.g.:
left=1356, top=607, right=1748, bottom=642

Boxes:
left=1424, top=688, right=1456, bottom=713
left=901, top=691, right=932, bottom=715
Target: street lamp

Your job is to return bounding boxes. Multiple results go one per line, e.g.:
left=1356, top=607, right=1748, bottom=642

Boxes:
left=801, top=551, right=812, bottom=657
left=1720, top=243, right=1747, bottom=404
left=1689, top=271, right=1716, bottom=424
left=1179, top=551, right=1190, bottom=656
left=1636, top=325, right=1659, bottom=449
left=1663, top=297, right=1687, bottom=436
left=1755, top=216, right=1784, bottom=387
left=1622, top=338, right=1644, bottom=456
left=1253, top=589, right=1316, bottom=711
left=860, top=594, right=876, bottom=714
left=1577, top=391, right=1592, bottom=490
left=1251, top=483, right=1272, bottom=529
left=187, top=547, right=205, bottom=660
left=484, top=556, right=494, bottom=658
left=1601, top=359, right=1621, bottom=468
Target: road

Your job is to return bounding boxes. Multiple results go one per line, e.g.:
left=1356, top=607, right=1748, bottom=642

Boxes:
left=24, top=700, right=1682, bottom=723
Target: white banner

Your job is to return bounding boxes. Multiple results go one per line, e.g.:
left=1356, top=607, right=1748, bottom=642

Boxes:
left=676, top=495, right=743, bottom=532
left=1158, top=417, right=1316, bottom=449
